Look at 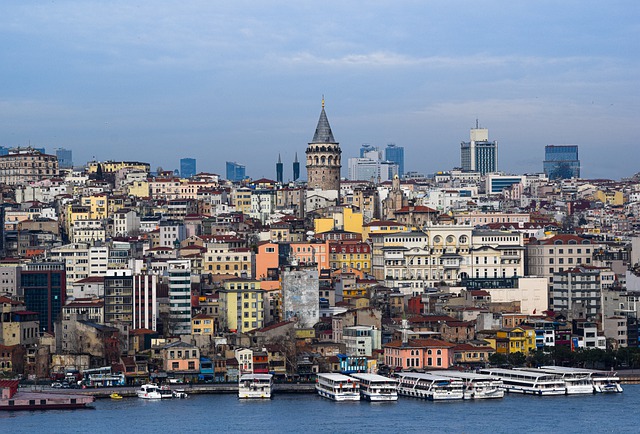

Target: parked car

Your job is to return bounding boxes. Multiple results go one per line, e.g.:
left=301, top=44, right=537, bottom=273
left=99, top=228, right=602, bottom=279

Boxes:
left=51, top=382, right=62, bottom=389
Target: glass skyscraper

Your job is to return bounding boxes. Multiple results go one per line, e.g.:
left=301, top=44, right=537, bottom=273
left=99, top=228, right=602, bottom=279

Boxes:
left=385, top=143, right=404, bottom=177
left=544, top=145, right=580, bottom=180
left=180, top=157, right=197, bottom=178
left=56, top=148, right=73, bottom=169
left=226, top=161, right=246, bottom=182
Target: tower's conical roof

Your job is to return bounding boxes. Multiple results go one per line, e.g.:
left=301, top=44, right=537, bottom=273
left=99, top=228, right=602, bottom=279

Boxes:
left=310, top=102, right=337, bottom=144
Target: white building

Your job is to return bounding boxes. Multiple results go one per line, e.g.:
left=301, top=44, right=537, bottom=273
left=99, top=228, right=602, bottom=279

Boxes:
left=343, top=325, right=381, bottom=357
left=167, top=260, right=192, bottom=335
left=112, top=209, right=140, bottom=237
left=282, top=267, right=319, bottom=328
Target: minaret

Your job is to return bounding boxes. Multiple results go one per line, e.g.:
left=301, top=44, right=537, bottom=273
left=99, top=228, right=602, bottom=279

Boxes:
left=305, top=98, right=341, bottom=191
left=276, top=154, right=283, bottom=184
left=292, top=152, right=300, bottom=182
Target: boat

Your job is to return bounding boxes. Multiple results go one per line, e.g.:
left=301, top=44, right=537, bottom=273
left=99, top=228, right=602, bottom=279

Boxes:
left=238, top=374, right=273, bottom=399
left=518, top=367, right=594, bottom=395
left=479, top=368, right=566, bottom=395
left=532, top=366, right=623, bottom=393
left=1, top=379, right=94, bottom=410
left=110, top=392, right=123, bottom=400
left=435, top=371, right=504, bottom=399
left=395, top=372, right=464, bottom=401
left=315, top=373, right=360, bottom=401
left=172, top=389, right=189, bottom=399
left=137, top=383, right=173, bottom=399
left=350, top=373, right=398, bottom=401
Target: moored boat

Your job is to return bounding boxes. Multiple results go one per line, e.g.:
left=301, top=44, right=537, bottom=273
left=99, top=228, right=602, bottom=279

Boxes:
left=137, top=383, right=173, bottom=399
left=316, top=373, right=360, bottom=401
left=1, top=380, right=94, bottom=410
left=395, top=372, right=464, bottom=401
left=479, top=368, right=565, bottom=396
left=238, top=374, right=273, bottom=399
left=435, top=371, right=504, bottom=399
left=350, top=373, right=398, bottom=401
left=110, top=392, right=123, bottom=400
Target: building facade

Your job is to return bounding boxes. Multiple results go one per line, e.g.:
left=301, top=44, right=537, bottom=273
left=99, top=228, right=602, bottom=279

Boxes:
left=543, top=145, right=580, bottom=180
left=460, top=126, right=497, bottom=175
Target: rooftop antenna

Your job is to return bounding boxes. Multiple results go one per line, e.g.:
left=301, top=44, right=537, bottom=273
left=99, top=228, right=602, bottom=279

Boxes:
left=476, top=118, right=479, bottom=129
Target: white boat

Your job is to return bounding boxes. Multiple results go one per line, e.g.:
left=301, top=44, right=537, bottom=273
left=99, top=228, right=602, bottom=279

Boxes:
left=172, top=389, right=189, bottom=399
left=315, top=373, right=360, bottom=401
left=479, top=368, right=566, bottom=396
left=137, top=383, right=173, bottom=399
left=395, top=372, right=464, bottom=401
left=435, top=371, right=504, bottom=399
left=534, top=366, right=623, bottom=393
left=350, top=373, right=398, bottom=401
left=238, top=374, right=273, bottom=399
left=518, top=367, right=593, bottom=395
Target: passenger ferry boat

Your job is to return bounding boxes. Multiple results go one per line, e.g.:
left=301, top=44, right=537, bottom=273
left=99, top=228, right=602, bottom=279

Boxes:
left=479, top=368, right=565, bottom=396
left=316, top=373, right=360, bottom=401
left=350, top=373, right=398, bottom=401
left=518, top=367, right=594, bottom=394
left=238, top=374, right=273, bottom=399
left=137, top=383, right=173, bottom=399
left=435, top=371, right=504, bottom=399
left=534, top=366, right=623, bottom=393
left=395, top=372, right=464, bottom=401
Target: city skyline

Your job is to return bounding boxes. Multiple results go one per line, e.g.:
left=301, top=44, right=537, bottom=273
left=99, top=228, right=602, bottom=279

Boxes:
left=1, top=2, right=638, bottom=179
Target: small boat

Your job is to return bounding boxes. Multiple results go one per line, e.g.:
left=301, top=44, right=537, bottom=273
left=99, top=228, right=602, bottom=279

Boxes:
left=137, top=383, right=173, bottom=399
left=173, top=389, right=188, bottom=399
left=110, top=392, right=123, bottom=400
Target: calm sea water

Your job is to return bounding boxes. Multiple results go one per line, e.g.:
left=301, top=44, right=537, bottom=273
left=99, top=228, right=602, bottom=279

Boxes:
left=2, top=385, right=637, bottom=434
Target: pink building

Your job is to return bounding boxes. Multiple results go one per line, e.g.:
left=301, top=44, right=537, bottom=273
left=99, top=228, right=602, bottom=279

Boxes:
left=383, top=338, right=456, bottom=370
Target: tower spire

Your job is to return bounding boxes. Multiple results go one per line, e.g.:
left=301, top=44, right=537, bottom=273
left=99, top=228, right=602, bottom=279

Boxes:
left=322, top=95, right=325, bottom=108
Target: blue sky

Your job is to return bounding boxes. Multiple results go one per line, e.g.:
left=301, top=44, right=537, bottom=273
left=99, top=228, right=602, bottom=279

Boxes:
left=1, top=1, right=638, bottom=180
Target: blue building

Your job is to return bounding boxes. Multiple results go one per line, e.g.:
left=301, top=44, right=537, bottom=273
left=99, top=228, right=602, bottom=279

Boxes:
left=180, top=157, right=197, bottom=179
left=385, top=144, right=404, bottom=177
left=460, top=126, right=498, bottom=175
left=226, top=161, right=246, bottom=182
left=544, top=145, right=580, bottom=180
left=56, top=148, right=73, bottom=169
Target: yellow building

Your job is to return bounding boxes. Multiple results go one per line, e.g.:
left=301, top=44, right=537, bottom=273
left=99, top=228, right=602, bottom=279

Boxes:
left=232, top=187, right=252, bottom=215
left=219, top=279, right=264, bottom=333
left=87, top=160, right=150, bottom=174
left=203, top=246, right=253, bottom=278
left=65, top=204, right=91, bottom=238
left=490, top=327, right=536, bottom=355
left=594, top=189, right=625, bottom=206
left=80, top=194, right=109, bottom=220
left=329, top=242, right=371, bottom=273
left=315, top=207, right=364, bottom=236
left=362, top=220, right=409, bottom=242
left=127, top=180, right=150, bottom=198
left=191, top=314, right=215, bottom=336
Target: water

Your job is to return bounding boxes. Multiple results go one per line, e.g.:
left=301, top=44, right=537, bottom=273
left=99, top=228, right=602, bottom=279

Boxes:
left=2, top=386, right=637, bottom=433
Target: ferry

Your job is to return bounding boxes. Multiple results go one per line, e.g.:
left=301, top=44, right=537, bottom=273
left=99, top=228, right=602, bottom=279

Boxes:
left=1, top=380, right=95, bottom=411
left=395, top=372, right=464, bottom=401
left=479, top=368, right=565, bottom=396
left=349, top=373, right=398, bottom=401
left=435, top=371, right=504, bottom=399
left=315, top=373, right=360, bottom=401
left=518, top=367, right=594, bottom=395
left=535, top=366, right=623, bottom=393
left=137, top=383, right=173, bottom=399
left=238, top=374, right=273, bottom=399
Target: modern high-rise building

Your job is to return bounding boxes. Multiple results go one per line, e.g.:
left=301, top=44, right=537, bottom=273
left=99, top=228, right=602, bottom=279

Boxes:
left=276, top=154, right=283, bottom=183
left=226, top=161, right=246, bottom=182
left=180, top=157, right=196, bottom=179
left=543, top=145, right=580, bottom=180
left=21, top=262, right=66, bottom=333
left=385, top=144, right=404, bottom=177
left=292, top=152, right=300, bottom=181
left=360, top=144, right=377, bottom=158
left=56, top=148, right=73, bottom=169
left=167, top=260, right=192, bottom=335
left=460, top=124, right=498, bottom=175
left=306, top=99, right=341, bottom=191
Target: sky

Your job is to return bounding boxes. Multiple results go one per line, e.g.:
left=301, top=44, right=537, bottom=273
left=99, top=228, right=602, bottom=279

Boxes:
left=1, top=1, right=639, bottom=180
